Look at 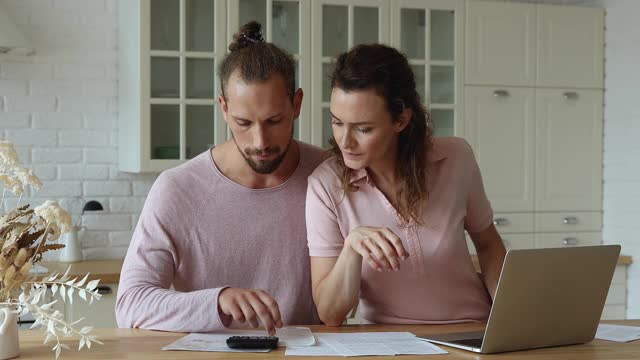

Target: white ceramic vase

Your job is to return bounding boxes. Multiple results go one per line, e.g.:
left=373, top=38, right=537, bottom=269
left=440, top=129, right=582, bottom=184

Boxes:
left=0, top=306, right=19, bottom=360
left=58, top=226, right=83, bottom=263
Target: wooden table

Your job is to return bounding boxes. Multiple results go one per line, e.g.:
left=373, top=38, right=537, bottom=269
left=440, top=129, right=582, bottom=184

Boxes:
left=16, top=320, right=640, bottom=359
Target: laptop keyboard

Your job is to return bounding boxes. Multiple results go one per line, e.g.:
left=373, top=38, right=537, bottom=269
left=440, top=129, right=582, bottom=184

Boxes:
left=449, top=338, right=484, bottom=348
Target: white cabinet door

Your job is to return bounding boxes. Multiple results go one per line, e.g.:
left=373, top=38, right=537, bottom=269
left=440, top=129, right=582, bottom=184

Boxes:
left=536, top=4, right=604, bottom=88
left=390, top=0, right=464, bottom=137
left=65, top=284, right=118, bottom=329
left=119, top=0, right=227, bottom=172
left=311, top=0, right=390, bottom=147
left=465, top=0, right=536, bottom=86
left=464, top=86, right=535, bottom=212
left=535, top=88, right=603, bottom=211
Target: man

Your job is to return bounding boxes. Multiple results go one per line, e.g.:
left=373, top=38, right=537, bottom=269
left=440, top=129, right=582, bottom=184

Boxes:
left=116, top=22, right=324, bottom=334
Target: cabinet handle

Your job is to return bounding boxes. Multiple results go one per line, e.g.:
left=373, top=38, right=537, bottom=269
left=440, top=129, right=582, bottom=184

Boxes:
left=493, top=90, right=510, bottom=98
left=493, top=218, right=510, bottom=226
left=96, top=286, right=113, bottom=295
left=563, top=92, right=579, bottom=100
left=563, top=237, right=578, bottom=246
left=563, top=216, right=578, bottom=225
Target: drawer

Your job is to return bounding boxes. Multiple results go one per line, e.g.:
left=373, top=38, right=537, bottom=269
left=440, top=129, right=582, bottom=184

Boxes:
left=534, top=232, right=601, bottom=248
left=466, top=233, right=534, bottom=255
left=501, top=233, right=534, bottom=252
left=492, top=213, right=534, bottom=233
left=601, top=305, right=626, bottom=320
left=535, top=212, right=601, bottom=232
left=66, top=283, right=118, bottom=328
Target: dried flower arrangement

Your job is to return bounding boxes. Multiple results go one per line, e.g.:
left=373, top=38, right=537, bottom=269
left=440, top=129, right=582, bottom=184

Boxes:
left=0, top=140, right=102, bottom=358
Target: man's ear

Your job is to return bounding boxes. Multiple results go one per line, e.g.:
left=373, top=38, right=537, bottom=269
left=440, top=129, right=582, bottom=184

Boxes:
left=218, top=95, right=229, bottom=124
left=293, top=88, right=304, bottom=119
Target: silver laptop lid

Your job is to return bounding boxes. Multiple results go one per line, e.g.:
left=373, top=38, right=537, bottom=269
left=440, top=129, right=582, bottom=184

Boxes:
left=481, top=245, right=620, bottom=353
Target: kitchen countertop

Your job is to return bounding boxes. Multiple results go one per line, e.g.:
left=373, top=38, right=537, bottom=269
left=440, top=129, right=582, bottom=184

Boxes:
left=39, top=254, right=633, bottom=285
left=40, top=260, right=124, bottom=284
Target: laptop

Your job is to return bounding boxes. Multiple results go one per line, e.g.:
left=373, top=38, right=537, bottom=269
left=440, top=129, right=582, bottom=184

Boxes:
left=421, top=245, right=620, bottom=354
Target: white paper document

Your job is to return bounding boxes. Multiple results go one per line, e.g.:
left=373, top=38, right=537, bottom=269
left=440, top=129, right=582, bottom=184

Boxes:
left=384, top=339, right=449, bottom=355
left=162, top=332, right=272, bottom=353
left=595, top=324, right=640, bottom=342
left=285, top=332, right=447, bottom=357
left=162, top=327, right=315, bottom=353
left=285, top=338, right=342, bottom=356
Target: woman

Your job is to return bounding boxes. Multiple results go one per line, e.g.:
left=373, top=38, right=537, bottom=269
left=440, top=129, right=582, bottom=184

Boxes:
left=306, top=44, right=506, bottom=326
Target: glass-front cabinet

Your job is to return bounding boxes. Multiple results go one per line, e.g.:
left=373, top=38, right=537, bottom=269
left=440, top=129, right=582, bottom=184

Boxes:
left=119, top=0, right=227, bottom=172
left=150, top=0, right=226, bottom=162
left=391, top=0, right=464, bottom=138
left=311, top=0, right=390, bottom=147
left=118, top=0, right=464, bottom=172
left=227, top=0, right=311, bottom=141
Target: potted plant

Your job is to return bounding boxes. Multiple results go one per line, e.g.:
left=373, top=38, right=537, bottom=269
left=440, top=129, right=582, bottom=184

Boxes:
left=0, top=140, right=102, bottom=359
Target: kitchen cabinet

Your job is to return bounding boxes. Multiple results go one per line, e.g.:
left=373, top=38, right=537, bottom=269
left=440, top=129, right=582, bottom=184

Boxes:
left=464, top=86, right=535, bottom=213
left=465, top=0, right=603, bottom=89
left=463, top=0, right=613, bottom=313
left=310, top=0, right=390, bottom=147
left=536, top=5, right=604, bottom=88
left=465, top=1, right=536, bottom=86
left=118, top=0, right=227, bottom=172
left=119, top=0, right=465, bottom=171
left=534, top=88, right=603, bottom=211
left=391, top=0, right=465, bottom=139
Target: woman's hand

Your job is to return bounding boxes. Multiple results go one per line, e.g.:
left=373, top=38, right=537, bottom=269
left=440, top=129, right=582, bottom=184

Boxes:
left=345, top=226, right=409, bottom=271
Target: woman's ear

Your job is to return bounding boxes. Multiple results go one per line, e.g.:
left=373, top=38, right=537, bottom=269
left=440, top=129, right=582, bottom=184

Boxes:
left=395, top=107, right=413, bottom=133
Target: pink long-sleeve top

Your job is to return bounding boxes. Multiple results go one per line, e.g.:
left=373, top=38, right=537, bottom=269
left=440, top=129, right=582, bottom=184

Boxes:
left=116, top=142, right=324, bottom=332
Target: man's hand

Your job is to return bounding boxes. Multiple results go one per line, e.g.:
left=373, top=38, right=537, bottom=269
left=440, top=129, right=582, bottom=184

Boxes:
left=218, top=287, right=284, bottom=335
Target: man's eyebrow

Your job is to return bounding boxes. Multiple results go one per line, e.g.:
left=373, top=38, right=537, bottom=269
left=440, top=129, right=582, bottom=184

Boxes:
left=231, top=113, right=283, bottom=122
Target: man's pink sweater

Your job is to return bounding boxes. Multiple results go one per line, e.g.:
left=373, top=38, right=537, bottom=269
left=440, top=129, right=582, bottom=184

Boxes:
left=116, top=143, right=324, bottom=332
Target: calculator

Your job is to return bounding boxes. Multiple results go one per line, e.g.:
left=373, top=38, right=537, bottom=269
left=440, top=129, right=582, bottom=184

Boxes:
left=226, top=336, right=279, bottom=349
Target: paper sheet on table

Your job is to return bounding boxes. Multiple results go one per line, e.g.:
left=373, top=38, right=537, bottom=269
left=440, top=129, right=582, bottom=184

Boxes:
left=285, top=332, right=447, bottom=356
left=285, top=338, right=341, bottom=356
left=384, top=339, right=448, bottom=355
left=595, top=324, right=640, bottom=342
left=162, top=327, right=315, bottom=352
left=162, top=333, right=271, bottom=353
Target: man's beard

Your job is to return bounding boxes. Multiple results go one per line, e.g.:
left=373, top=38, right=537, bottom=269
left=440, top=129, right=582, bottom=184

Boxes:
left=233, top=127, right=294, bottom=174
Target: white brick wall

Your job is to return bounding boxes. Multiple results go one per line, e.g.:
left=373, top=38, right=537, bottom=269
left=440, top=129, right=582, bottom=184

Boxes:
left=0, top=113, right=30, bottom=128
left=0, top=0, right=157, bottom=262
left=598, top=0, right=640, bottom=319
